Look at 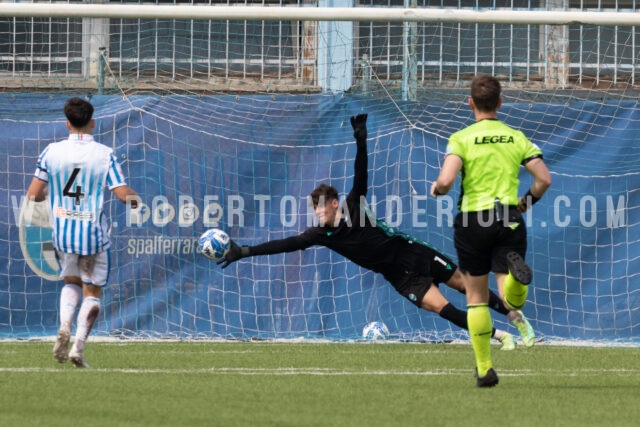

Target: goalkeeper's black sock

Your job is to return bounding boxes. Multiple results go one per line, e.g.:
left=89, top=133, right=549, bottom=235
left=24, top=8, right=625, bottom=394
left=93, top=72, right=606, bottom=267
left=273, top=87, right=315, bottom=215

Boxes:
left=456, top=287, right=510, bottom=316
left=488, top=290, right=510, bottom=315
left=440, top=302, right=498, bottom=337
left=439, top=302, right=468, bottom=330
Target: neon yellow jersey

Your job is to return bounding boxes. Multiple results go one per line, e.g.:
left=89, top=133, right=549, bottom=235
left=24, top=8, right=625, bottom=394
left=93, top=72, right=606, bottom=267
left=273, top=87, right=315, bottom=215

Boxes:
left=446, top=119, right=543, bottom=212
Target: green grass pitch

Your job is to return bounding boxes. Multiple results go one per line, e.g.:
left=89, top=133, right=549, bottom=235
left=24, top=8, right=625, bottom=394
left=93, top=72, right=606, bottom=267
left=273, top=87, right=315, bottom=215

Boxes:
left=1, top=341, right=638, bottom=427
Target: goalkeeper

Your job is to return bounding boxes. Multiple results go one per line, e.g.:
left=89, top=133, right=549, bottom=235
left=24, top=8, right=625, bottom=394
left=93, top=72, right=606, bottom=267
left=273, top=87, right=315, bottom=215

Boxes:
left=216, top=113, right=534, bottom=350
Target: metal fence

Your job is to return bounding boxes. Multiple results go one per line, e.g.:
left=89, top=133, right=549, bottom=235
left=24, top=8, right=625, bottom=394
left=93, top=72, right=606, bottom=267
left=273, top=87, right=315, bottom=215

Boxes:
left=0, top=0, right=639, bottom=92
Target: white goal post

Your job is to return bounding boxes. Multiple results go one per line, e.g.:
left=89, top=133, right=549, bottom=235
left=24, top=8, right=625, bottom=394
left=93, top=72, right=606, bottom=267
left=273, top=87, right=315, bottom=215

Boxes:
left=1, top=4, right=640, bottom=25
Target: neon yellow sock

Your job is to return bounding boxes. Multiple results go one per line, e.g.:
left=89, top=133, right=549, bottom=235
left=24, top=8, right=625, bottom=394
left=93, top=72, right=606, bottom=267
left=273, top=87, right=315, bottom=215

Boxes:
left=503, top=272, right=529, bottom=310
left=468, top=304, right=493, bottom=377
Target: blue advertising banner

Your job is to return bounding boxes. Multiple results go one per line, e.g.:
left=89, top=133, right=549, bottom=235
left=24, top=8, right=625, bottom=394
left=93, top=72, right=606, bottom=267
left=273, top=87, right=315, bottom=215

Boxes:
left=1, top=94, right=638, bottom=342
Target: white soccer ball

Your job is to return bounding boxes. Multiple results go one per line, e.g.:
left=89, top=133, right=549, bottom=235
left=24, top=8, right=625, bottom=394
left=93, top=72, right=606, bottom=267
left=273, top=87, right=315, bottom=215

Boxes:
left=198, top=228, right=231, bottom=261
left=362, top=321, right=390, bottom=341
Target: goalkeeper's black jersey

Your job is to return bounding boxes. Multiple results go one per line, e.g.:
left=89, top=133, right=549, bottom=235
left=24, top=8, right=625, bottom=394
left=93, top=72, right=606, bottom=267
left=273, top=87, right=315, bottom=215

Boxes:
left=248, top=142, right=446, bottom=282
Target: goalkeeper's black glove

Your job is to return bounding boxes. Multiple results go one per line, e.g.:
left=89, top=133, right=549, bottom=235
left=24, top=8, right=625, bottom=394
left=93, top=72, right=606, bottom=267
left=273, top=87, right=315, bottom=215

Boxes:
left=350, top=113, right=368, bottom=146
left=216, top=240, right=250, bottom=269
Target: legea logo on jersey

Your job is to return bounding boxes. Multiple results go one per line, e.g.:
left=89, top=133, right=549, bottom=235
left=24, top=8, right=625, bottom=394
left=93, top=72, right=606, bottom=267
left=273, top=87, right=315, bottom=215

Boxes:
left=54, top=206, right=95, bottom=221
left=18, top=200, right=61, bottom=281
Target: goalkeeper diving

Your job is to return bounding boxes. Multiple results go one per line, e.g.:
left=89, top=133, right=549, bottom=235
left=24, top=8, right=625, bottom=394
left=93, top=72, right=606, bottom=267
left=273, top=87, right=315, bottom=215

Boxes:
left=214, top=113, right=535, bottom=349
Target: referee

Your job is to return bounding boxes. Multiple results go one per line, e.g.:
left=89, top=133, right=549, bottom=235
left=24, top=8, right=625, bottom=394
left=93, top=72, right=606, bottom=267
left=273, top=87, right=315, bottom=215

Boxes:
left=431, top=75, right=551, bottom=387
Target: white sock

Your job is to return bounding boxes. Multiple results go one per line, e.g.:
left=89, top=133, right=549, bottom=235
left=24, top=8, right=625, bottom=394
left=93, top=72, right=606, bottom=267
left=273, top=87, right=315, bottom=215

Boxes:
left=73, top=297, right=100, bottom=353
left=59, top=284, right=82, bottom=331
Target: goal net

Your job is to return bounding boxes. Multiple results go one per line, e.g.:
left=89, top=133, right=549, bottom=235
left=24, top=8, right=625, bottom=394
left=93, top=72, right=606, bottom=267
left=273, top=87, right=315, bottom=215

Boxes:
left=1, top=2, right=638, bottom=344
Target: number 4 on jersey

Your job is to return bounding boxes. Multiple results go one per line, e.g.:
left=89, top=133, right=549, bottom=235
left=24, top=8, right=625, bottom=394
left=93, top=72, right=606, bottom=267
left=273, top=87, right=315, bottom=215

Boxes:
left=63, top=167, right=85, bottom=205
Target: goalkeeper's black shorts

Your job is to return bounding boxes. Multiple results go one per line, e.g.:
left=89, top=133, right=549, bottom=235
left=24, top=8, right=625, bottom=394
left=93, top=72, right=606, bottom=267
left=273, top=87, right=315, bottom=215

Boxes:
left=385, top=247, right=457, bottom=308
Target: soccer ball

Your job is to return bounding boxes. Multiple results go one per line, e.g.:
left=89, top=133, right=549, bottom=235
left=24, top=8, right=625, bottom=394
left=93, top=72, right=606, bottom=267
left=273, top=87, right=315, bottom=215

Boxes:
left=198, top=228, right=231, bottom=261
left=362, top=321, right=390, bottom=341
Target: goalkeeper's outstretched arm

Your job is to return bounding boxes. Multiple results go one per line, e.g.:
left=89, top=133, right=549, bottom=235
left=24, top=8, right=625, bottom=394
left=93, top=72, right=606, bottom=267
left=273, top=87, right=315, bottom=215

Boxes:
left=216, top=235, right=312, bottom=268
left=349, top=113, right=369, bottom=201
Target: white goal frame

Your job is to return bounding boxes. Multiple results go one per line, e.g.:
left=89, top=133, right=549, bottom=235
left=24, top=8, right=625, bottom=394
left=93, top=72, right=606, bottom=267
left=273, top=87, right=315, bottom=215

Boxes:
left=0, top=4, right=640, bottom=25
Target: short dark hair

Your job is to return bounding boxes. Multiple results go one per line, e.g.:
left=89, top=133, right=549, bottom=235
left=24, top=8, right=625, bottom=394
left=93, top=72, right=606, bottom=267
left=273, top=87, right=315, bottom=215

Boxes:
left=64, top=97, right=94, bottom=129
left=309, top=183, right=339, bottom=206
left=470, top=75, right=501, bottom=112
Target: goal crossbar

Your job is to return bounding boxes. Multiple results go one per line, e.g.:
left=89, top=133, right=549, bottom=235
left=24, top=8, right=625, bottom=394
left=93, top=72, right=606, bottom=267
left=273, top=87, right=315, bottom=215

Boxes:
left=1, top=4, right=640, bottom=26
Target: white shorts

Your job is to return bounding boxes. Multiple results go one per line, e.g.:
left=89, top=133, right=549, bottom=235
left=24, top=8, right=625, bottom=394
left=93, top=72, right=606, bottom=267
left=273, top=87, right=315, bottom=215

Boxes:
left=56, top=250, right=110, bottom=287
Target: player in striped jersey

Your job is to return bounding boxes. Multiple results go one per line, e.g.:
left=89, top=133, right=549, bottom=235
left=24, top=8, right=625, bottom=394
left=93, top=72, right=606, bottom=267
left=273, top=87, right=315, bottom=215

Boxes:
left=26, top=97, right=139, bottom=368
left=215, top=113, right=532, bottom=350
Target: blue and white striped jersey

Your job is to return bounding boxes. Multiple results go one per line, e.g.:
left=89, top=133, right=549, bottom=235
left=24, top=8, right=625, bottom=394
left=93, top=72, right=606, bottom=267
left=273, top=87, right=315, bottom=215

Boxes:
left=34, top=133, right=127, bottom=255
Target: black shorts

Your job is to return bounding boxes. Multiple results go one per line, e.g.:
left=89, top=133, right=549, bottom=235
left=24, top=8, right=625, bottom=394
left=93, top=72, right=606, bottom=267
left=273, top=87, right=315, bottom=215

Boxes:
left=454, top=208, right=527, bottom=276
left=385, top=246, right=457, bottom=307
